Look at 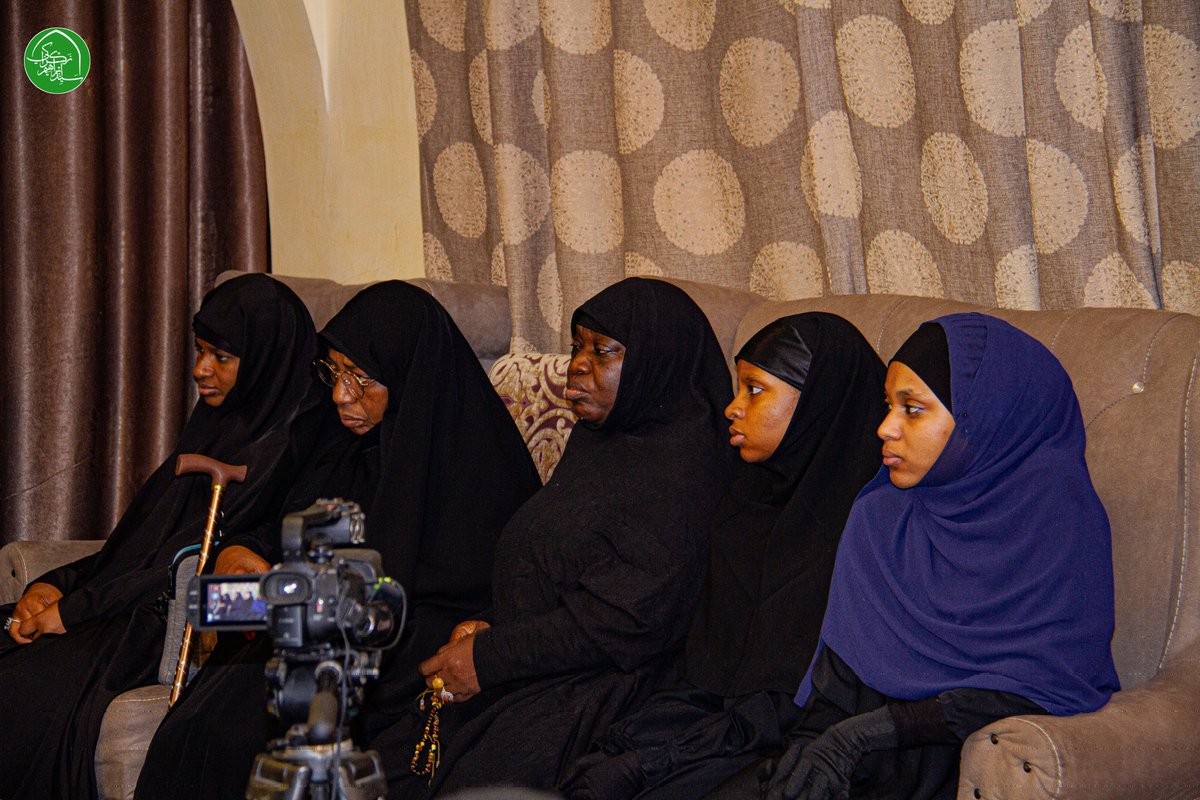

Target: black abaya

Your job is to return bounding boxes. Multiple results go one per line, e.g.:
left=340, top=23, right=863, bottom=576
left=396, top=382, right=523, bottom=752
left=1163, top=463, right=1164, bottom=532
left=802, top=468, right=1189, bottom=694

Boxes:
left=0, top=275, right=320, bottom=800
left=561, top=313, right=886, bottom=800
left=381, top=278, right=734, bottom=797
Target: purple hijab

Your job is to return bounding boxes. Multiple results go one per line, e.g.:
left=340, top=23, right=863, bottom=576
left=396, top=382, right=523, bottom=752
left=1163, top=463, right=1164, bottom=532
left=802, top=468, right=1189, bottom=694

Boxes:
left=799, top=313, right=1119, bottom=716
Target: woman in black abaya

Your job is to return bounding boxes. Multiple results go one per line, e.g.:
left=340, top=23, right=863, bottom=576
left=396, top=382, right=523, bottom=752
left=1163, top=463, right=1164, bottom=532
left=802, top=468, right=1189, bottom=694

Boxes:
left=0, top=274, right=320, bottom=800
left=561, top=313, right=886, bottom=799
left=386, top=278, right=734, bottom=797
left=325, top=282, right=543, bottom=713
left=136, top=280, right=543, bottom=799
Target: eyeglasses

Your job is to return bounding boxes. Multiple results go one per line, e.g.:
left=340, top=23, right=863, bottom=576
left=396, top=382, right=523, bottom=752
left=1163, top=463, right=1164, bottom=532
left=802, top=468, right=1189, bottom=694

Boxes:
left=314, top=359, right=377, bottom=399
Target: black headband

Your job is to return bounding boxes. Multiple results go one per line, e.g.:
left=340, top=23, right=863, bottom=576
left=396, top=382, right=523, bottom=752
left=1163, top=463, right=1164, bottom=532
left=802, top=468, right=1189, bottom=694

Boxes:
left=735, top=317, right=814, bottom=392
left=890, top=323, right=952, bottom=413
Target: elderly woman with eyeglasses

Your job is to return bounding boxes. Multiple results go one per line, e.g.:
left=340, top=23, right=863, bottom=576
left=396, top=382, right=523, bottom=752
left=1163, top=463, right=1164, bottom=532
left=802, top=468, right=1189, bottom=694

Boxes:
left=135, top=280, right=541, bottom=800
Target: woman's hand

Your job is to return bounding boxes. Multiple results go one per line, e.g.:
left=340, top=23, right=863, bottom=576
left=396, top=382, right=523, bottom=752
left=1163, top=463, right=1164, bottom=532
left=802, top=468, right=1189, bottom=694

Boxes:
left=214, top=545, right=270, bottom=575
left=15, top=602, right=66, bottom=643
left=419, top=633, right=483, bottom=703
left=450, top=619, right=490, bottom=642
left=7, top=582, right=63, bottom=643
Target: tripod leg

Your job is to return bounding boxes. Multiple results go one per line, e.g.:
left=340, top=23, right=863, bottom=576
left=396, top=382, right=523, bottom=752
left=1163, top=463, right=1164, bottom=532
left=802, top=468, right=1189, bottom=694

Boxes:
left=245, top=752, right=311, bottom=800
left=335, top=749, right=387, bottom=800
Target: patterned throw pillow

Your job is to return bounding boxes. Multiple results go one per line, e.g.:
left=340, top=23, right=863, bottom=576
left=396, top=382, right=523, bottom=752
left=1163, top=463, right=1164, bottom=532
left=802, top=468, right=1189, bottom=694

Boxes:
left=488, top=353, right=575, bottom=483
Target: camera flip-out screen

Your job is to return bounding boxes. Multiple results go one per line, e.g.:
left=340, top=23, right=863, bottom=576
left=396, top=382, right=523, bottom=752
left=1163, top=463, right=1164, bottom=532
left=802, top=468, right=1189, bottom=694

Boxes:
left=200, top=576, right=268, bottom=630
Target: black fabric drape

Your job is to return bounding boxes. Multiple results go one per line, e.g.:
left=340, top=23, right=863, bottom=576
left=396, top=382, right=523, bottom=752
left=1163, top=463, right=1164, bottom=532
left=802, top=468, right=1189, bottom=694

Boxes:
left=0, top=0, right=267, bottom=547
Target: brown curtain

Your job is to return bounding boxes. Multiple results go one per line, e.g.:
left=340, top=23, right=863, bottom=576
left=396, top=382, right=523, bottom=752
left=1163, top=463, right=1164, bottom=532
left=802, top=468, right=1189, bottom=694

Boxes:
left=0, top=0, right=267, bottom=546
left=407, top=0, right=1200, bottom=353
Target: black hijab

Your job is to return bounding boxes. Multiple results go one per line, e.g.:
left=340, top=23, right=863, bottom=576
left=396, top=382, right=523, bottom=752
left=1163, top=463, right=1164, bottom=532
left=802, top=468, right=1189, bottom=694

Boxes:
left=52, top=274, right=321, bottom=626
left=685, top=313, right=885, bottom=696
left=474, top=279, right=733, bottom=682
left=319, top=281, right=541, bottom=611
left=890, top=322, right=952, bottom=413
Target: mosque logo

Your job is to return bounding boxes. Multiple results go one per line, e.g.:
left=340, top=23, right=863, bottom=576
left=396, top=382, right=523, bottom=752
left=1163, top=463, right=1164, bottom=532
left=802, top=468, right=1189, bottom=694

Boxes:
left=24, top=27, right=91, bottom=94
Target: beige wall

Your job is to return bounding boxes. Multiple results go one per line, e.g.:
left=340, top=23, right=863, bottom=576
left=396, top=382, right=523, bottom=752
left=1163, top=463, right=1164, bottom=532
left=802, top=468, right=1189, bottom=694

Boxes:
left=232, top=0, right=424, bottom=282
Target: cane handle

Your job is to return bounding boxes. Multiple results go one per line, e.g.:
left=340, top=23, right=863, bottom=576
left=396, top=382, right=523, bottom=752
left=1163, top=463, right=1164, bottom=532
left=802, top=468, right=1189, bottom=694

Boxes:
left=175, top=454, right=247, bottom=488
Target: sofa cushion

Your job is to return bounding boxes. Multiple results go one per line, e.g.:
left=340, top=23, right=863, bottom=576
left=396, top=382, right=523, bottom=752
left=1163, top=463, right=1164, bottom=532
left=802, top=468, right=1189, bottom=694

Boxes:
left=95, top=685, right=171, bottom=800
left=489, top=353, right=574, bottom=483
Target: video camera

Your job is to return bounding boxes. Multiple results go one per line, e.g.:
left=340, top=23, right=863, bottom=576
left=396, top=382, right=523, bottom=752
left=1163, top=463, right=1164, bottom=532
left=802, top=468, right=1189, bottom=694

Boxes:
left=188, top=498, right=406, bottom=800
left=188, top=498, right=405, bottom=650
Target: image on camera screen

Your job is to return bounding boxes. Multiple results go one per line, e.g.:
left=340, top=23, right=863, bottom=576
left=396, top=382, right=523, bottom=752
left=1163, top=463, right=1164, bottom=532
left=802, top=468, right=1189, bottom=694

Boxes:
left=205, top=579, right=267, bottom=624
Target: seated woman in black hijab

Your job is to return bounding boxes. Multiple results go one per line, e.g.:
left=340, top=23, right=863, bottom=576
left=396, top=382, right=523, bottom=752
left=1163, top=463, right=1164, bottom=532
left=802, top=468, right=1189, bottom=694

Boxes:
left=721, top=313, right=1120, bottom=800
left=378, top=278, right=733, bottom=797
left=134, top=280, right=542, bottom=800
left=0, top=274, right=321, bottom=800
left=560, top=313, right=885, bottom=799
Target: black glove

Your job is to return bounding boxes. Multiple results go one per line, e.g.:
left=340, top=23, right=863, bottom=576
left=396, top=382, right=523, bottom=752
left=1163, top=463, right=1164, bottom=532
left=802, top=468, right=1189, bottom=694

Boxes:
left=766, top=706, right=898, bottom=800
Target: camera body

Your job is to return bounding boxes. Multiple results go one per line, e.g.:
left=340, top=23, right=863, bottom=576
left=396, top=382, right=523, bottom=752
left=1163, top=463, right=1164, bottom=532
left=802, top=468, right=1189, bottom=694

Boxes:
left=188, top=498, right=405, bottom=652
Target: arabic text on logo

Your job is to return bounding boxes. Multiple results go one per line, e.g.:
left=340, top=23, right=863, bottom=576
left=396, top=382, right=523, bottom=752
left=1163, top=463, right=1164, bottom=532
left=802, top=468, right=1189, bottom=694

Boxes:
left=25, top=27, right=91, bottom=94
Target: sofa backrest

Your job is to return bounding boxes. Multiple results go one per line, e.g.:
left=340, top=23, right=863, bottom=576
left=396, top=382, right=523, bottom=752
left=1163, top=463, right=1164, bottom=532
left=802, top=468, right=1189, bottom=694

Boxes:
left=737, top=295, right=1200, bottom=692
left=215, top=271, right=512, bottom=370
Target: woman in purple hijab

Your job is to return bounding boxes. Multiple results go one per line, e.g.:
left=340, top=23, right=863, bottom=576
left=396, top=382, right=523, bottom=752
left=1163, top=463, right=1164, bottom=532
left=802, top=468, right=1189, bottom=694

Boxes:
left=743, top=313, right=1120, bottom=800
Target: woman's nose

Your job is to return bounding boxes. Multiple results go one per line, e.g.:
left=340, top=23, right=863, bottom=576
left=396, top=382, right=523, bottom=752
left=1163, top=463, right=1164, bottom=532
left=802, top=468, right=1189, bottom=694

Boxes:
left=193, top=356, right=212, bottom=378
left=569, top=353, right=589, bottom=375
left=877, top=409, right=899, bottom=441
left=725, top=398, right=743, bottom=420
left=331, top=375, right=355, bottom=404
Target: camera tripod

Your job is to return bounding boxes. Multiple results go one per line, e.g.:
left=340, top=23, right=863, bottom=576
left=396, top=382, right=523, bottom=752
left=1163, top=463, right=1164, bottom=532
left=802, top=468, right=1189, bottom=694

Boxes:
left=245, top=658, right=387, bottom=800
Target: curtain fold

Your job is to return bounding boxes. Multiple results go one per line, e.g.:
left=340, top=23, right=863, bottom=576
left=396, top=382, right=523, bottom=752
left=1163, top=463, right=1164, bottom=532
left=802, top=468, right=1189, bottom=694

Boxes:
left=407, top=0, right=1199, bottom=353
left=0, top=0, right=267, bottom=546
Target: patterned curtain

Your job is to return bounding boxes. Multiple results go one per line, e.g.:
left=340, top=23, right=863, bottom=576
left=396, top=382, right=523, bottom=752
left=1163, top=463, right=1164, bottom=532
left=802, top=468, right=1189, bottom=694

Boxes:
left=407, top=0, right=1200, bottom=352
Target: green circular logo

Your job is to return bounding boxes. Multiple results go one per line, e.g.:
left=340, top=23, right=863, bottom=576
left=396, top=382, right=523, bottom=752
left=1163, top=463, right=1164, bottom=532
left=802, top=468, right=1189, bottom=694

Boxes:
left=24, top=27, right=91, bottom=94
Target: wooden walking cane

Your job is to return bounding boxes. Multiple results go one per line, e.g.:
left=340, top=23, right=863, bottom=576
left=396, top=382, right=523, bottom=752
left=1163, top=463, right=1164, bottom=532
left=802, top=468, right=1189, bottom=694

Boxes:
left=168, top=453, right=247, bottom=706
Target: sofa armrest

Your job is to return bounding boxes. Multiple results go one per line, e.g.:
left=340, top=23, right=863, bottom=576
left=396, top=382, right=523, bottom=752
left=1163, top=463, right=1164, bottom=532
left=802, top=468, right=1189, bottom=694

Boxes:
left=958, top=637, right=1200, bottom=800
left=0, top=540, right=105, bottom=604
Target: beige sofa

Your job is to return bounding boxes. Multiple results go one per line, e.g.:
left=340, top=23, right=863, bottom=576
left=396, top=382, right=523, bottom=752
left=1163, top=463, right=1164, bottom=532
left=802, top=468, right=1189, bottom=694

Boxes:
left=2, top=274, right=1198, bottom=800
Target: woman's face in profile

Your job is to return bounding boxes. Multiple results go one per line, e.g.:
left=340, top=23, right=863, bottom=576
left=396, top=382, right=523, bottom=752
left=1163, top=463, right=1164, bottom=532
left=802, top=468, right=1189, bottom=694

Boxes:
left=725, top=360, right=801, bottom=463
left=878, top=360, right=956, bottom=488
left=566, top=325, right=625, bottom=426
left=193, top=338, right=240, bottom=407
left=323, top=348, right=389, bottom=435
